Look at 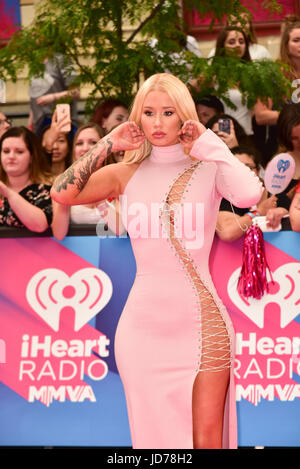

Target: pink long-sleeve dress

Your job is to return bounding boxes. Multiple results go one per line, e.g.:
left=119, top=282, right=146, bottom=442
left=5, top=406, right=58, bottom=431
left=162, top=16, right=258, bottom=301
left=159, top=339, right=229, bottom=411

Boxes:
left=114, top=129, right=263, bottom=449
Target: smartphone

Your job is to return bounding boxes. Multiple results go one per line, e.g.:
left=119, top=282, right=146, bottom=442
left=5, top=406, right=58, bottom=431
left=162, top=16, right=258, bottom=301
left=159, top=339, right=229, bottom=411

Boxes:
left=56, top=103, right=71, bottom=132
left=218, top=118, right=231, bottom=134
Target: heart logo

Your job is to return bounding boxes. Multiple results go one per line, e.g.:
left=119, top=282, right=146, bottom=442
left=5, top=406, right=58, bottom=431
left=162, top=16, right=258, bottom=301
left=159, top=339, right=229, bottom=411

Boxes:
left=264, top=153, right=295, bottom=194
left=26, top=268, right=113, bottom=331
left=277, top=159, right=290, bottom=173
left=227, top=262, right=300, bottom=328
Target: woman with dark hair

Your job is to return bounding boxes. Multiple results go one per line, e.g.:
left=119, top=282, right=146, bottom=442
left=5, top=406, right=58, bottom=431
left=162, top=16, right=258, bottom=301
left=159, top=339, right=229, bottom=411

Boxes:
left=206, top=113, right=252, bottom=149
left=214, top=26, right=251, bottom=62
left=212, top=27, right=254, bottom=135
left=255, top=102, right=300, bottom=230
left=41, top=109, right=74, bottom=176
left=274, top=103, right=300, bottom=214
left=277, top=102, right=300, bottom=151
left=208, top=14, right=272, bottom=60
left=227, top=13, right=272, bottom=60
left=91, top=99, right=129, bottom=165
left=92, top=98, right=129, bottom=135
left=0, top=126, right=53, bottom=232
left=195, top=95, right=224, bottom=125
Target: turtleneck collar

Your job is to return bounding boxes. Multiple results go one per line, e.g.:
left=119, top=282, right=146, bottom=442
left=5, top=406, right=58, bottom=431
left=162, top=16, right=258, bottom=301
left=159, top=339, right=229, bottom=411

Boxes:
left=149, top=143, right=188, bottom=164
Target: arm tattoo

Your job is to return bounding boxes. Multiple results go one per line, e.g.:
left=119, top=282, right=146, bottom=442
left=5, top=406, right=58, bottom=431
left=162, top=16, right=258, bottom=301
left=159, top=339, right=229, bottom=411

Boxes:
left=53, top=138, right=113, bottom=193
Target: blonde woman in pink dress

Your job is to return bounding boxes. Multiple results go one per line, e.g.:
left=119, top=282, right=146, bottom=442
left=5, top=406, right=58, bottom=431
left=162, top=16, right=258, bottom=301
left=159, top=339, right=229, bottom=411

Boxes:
left=51, top=73, right=263, bottom=449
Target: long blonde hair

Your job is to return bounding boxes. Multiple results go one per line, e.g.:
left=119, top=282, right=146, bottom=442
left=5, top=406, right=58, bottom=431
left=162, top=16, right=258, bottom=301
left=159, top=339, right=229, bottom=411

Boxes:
left=280, top=15, right=300, bottom=80
left=124, top=73, right=199, bottom=164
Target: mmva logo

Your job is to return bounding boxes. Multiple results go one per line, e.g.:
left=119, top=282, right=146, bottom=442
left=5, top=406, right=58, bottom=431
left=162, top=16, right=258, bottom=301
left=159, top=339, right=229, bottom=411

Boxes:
left=26, top=268, right=113, bottom=332
left=228, top=263, right=300, bottom=328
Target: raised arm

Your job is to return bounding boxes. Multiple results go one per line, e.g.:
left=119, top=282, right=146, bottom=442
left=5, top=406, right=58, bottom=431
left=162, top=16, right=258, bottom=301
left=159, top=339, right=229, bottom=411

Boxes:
left=253, top=98, right=279, bottom=126
left=180, top=121, right=263, bottom=207
left=50, top=121, right=145, bottom=206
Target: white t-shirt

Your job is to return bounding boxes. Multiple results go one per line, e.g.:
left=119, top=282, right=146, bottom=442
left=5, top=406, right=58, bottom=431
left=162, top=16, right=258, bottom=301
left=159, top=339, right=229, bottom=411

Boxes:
left=70, top=204, right=105, bottom=224
left=221, top=88, right=253, bottom=135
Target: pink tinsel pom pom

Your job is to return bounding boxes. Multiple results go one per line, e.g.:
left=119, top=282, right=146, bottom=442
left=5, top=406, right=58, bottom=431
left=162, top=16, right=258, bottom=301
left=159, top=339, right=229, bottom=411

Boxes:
left=237, top=225, right=272, bottom=299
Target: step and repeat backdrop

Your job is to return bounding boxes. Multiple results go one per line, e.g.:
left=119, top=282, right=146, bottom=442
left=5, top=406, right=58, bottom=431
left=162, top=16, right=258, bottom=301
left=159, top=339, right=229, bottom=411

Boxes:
left=0, top=228, right=300, bottom=447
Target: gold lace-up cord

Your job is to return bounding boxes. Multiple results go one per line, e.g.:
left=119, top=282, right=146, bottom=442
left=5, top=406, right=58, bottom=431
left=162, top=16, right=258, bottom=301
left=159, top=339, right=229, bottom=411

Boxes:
left=160, top=163, right=232, bottom=372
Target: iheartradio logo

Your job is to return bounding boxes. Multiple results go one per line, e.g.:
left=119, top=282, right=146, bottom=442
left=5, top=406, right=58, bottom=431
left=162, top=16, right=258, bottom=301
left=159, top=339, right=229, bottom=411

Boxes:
left=228, top=263, right=300, bottom=328
left=26, top=268, right=113, bottom=331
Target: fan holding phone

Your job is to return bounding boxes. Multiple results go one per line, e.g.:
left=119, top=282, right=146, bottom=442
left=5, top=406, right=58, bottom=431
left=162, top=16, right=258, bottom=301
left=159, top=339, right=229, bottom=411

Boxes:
left=207, top=114, right=252, bottom=149
left=41, top=105, right=73, bottom=176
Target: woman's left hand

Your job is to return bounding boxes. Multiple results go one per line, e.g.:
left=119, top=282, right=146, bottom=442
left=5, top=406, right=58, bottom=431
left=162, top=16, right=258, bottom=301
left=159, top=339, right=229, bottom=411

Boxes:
left=178, top=120, right=206, bottom=154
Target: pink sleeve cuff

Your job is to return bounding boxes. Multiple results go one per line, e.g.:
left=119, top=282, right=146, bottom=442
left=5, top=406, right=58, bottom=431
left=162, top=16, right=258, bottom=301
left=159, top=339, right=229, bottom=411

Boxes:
left=190, top=129, right=264, bottom=208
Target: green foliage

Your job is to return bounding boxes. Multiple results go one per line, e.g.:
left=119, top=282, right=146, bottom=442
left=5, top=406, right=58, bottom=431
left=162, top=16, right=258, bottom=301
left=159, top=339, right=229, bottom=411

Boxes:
left=0, top=0, right=290, bottom=116
left=190, top=56, right=291, bottom=111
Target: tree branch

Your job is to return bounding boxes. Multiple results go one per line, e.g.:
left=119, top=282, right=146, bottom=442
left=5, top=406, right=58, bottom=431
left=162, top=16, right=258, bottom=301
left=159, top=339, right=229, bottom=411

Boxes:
left=126, top=0, right=167, bottom=44
left=66, top=47, right=105, bottom=97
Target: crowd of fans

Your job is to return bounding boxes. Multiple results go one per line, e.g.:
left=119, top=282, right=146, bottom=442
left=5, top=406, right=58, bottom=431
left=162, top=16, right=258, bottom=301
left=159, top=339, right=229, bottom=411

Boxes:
left=0, top=13, right=300, bottom=239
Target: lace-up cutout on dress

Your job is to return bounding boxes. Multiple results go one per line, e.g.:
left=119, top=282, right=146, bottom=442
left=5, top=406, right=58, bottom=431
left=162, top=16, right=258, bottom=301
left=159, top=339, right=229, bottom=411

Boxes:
left=160, top=162, right=232, bottom=372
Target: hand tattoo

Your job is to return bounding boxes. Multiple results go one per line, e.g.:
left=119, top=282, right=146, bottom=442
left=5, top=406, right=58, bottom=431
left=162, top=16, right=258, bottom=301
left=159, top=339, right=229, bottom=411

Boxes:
left=53, top=138, right=113, bottom=193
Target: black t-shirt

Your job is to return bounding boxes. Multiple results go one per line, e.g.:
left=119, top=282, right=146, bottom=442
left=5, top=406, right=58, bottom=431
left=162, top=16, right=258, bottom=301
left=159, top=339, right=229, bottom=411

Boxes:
left=219, top=198, right=250, bottom=217
left=275, top=178, right=299, bottom=210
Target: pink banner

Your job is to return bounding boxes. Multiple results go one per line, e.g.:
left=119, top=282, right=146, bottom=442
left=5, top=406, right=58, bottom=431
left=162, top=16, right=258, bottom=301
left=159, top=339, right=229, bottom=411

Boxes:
left=210, top=236, right=300, bottom=406
left=0, top=238, right=113, bottom=406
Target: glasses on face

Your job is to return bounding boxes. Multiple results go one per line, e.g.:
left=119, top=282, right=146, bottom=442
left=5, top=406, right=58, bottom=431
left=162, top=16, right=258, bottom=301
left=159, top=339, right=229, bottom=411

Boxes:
left=0, top=118, right=12, bottom=127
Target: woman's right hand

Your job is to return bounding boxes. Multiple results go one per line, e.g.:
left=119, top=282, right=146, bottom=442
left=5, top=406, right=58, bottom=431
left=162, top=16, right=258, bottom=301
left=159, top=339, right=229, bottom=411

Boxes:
left=216, top=120, right=238, bottom=149
left=107, top=121, right=145, bottom=152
